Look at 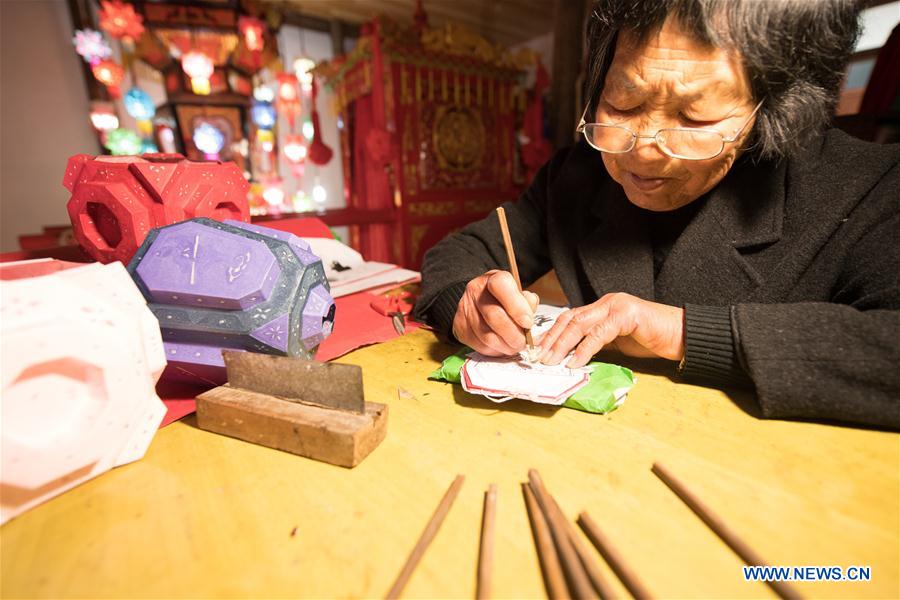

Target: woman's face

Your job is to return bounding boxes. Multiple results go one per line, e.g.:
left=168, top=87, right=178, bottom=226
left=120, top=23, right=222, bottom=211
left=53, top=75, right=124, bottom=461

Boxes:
left=597, top=18, right=756, bottom=211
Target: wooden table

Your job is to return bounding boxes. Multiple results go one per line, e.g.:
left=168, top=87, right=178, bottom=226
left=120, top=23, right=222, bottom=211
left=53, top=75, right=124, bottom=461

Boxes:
left=2, top=329, right=898, bottom=599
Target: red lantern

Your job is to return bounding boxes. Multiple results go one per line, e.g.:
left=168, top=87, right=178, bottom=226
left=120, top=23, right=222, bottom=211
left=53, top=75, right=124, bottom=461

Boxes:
left=91, top=59, right=125, bottom=97
left=98, top=0, right=144, bottom=41
left=277, top=74, right=299, bottom=104
left=277, top=73, right=301, bottom=127
left=238, top=17, right=266, bottom=52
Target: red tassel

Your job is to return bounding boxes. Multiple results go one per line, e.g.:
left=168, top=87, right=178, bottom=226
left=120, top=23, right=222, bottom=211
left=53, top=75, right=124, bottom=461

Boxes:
left=307, top=76, right=334, bottom=166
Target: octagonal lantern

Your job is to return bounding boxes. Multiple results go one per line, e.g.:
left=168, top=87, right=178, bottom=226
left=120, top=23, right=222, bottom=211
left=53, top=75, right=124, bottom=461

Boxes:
left=0, top=259, right=167, bottom=524
left=127, top=218, right=335, bottom=385
left=64, top=153, right=250, bottom=265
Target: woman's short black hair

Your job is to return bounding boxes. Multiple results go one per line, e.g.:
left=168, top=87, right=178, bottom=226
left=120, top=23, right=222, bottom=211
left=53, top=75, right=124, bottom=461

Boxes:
left=585, top=0, right=862, bottom=160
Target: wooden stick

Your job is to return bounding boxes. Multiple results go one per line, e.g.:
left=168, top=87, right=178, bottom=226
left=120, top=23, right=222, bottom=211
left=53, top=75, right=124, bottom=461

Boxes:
left=546, top=494, right=617, bottom=600
left=528, top=469, right=597, bottom=599
left=386, top=475, right=465, bottom=599
left=477, top=484, right=498, bottom=600
left=495, top=207, right=535, bottom=348
left=651, top=463, right=802, bottom=600
left=522, top=483, right=569, bottom=600
left=578, top=512, right=653, bottom=600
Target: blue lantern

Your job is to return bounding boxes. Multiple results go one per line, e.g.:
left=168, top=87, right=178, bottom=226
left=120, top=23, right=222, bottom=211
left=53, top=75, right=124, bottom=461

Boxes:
left=193, top=122, right=226, bottom=155
left=140, top=139, right=159, bottom=154
left=123, top=87, right=156, bottom=121
left=251, top=100, right=277, bottom=130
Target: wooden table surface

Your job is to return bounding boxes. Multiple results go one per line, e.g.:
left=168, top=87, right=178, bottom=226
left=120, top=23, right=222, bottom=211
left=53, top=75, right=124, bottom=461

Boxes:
left=2, top=329, right=898, bottom=599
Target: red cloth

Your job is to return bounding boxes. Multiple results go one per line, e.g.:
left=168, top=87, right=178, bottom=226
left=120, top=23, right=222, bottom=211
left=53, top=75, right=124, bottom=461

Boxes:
left=252, top=216, right=334, bottom=239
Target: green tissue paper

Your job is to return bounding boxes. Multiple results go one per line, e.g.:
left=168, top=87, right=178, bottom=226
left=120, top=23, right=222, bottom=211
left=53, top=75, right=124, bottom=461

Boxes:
left=429, top=348, right=635, bottom=414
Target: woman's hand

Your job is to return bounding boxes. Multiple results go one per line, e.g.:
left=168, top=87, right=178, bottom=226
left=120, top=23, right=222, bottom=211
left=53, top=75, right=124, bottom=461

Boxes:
left=452, top=270, right=540, bottom=356
left=538, top=293, right=684, bottom=368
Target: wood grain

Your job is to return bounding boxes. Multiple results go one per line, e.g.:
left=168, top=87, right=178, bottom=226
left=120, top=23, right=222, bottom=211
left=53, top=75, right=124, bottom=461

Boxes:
left=522, top=482, right=568, bottom=599
left=651, top=462, right=802, bottom=600
left=195, top=385, right=387, bottom=468
left=387, top=475, right=465, bottom=599
left=1, top=329, right=896, bottom=599
left=477, top=483, right=498, bottom=599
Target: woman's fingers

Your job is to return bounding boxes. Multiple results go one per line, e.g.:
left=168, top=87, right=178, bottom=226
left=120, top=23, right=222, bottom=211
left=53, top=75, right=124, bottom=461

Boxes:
left=485, top=271, right=534, bottom=329
left=453, top=270, right=538, bottom=356
left=567, top=316, right=623, bottom=368
left=543, top=304, right=613, bottom=365
left=536, top=308, right=576, bottom=360
left=474, top=291, right=526, bottom=351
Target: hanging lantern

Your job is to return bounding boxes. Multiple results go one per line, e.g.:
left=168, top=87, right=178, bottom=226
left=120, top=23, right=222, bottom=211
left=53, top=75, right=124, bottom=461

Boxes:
left=89, top=102, right=119, bottom=132
left=257, top=129, right=275, bottom=153
left=104, top=129, right=142, bottom=155
left=283, top=135, right=307, bottom=164
left=98, top=0, right=145, bottom=42
left=277, top=74, right=299, bottom=104
left=253, top=86, right=274, bottom=103
left=91, top=59, right=125, bottom=97
left=251, top=100, right=277, bottom=130
left=262, top=185, right=285, bottom=207
left=293, top=57, right=315, bottom=90
left=73, top=29, right=112, bottom=64
left=312, top=180, right=327, bottom=206
left=301, top=119, right=314, bottom=141
left=123, top=87, right=156, bottom=120
left=181, top=51, right=214, bottom=96
left=238, top=17, right=266, bottom=52
left=193, top=122, right=226, bottom=158
left=276, top=74, right=301, bottom=128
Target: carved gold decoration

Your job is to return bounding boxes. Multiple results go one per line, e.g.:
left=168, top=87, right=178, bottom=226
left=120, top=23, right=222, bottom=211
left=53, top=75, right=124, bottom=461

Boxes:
left=408, top=201, right=457, bottom=218
left=419, top=22, right=536, bottom=70
left=463, top=198, right=503, bottom=214
left=432, top=105, right=485, bottom=172
left=414, top=66, right=422, bottom=103
left=410, top=224, right=429, bottom=261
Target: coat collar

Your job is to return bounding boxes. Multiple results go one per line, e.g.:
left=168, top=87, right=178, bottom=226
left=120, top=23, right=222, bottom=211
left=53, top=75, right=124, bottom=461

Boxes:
left=568, top=151, right=787, bottom=303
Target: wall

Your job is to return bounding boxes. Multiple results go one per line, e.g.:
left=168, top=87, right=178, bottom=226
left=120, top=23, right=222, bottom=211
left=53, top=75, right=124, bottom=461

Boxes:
left=0, top=0, right=98, bottom=252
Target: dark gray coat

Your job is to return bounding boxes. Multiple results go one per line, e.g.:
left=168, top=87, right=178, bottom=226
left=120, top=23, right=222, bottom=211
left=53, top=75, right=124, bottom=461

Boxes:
left=414, top=130, right=900, bottom=429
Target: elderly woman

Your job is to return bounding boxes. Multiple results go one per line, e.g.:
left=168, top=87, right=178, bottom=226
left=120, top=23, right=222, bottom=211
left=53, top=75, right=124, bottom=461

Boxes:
left=413, top=0, right=900, bottom=429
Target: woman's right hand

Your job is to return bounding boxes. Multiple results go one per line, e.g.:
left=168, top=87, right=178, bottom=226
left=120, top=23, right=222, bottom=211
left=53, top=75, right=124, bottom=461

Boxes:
left=451, top=270, right=540, bottom=356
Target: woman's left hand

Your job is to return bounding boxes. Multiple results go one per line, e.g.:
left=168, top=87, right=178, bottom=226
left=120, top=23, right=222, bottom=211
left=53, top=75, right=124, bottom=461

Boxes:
left=538, top=293, right=684, bottom=368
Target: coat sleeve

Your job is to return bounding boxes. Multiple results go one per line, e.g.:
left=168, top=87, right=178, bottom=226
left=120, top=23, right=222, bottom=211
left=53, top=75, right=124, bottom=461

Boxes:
left=412, top=150, right=566, bottom=335
left=731, top=164, right=900, bottom=429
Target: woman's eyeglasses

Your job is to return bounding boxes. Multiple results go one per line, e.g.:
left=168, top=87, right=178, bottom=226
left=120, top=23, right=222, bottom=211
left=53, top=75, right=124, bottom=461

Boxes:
left=576, top=100, right=763, bottom=160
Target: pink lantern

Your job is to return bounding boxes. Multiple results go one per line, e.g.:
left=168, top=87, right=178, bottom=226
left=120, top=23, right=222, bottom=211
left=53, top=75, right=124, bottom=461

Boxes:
left=283, top=135, right=308, bottom=164
left=181, top=51, right=214, bottom=95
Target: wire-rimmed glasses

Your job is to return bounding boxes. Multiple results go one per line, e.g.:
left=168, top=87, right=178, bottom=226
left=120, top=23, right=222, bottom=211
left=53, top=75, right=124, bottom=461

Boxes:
left=576, top=100, right=763, bottom=160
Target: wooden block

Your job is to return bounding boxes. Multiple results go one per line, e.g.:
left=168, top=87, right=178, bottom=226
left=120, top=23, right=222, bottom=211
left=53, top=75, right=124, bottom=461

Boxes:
left=195, top=385, right=387, bottom=468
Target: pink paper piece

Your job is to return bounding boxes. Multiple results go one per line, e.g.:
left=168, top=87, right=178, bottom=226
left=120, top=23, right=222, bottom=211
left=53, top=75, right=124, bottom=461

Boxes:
left=0, top=260, right=166, bottom=524
left=460, top=352, right=591, bottom=405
